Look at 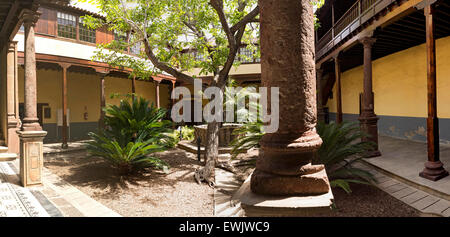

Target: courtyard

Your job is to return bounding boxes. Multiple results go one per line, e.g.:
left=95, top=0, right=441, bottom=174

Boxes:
left=0, top=0, right=450, bottom=223
left=0, top=135, right=449, bottom=217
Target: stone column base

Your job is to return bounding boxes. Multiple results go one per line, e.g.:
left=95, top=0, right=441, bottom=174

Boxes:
left=17, top=130, right=47, bottom=187
left=419, top=161, right=449, bottom=181
left=232, top=173, right=334, bottom=217
left=358, top=115, right=381, bottom=158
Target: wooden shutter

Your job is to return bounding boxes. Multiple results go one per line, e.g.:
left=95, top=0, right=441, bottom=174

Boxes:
left=35, top=8, right=57, bottom=36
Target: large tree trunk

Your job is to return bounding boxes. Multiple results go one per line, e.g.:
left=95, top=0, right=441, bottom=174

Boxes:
left=194, top=77, right=230, bottom=187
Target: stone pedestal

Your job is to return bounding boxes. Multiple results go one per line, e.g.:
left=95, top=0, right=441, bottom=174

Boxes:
left=240, top=0, right=333, bottom=215
left=17, top=130, right=47, bottom=187
left=234, top=174, right=333, bottom=217
left=6, top=41, right=20, bottom=154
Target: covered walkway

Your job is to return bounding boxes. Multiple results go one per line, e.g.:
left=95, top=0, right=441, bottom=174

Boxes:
left=364, top=136, right=450, bottom=200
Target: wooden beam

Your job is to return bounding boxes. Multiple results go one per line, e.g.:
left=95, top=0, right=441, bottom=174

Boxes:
left=334, top=55, right=342, bottom=124
left=0, top=1, right=19, bottom=41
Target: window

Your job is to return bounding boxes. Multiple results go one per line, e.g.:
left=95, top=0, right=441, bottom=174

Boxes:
left=192, top=51, right=205, bottom=61
left=114, top=31, right=128, bottom=51
left=79, top=17, right=96, bottom=43
left=114, top=31, right=128, bottom=42
left=57, top=12, right=76, bottom=39
left=239, top=47, right=255, bottom=63
left=129, top=35, right=142, bottom=55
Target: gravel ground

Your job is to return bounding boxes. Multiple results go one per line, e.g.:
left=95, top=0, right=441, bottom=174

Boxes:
left=44, top=148, right=214, bottom=217
left=319, top=184, right=421, bottom=217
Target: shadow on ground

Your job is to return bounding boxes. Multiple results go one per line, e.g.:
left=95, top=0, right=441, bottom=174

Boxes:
left=44, top=149, right=201, bottom=198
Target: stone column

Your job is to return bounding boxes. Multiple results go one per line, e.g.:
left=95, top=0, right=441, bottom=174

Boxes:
left=316, top=66, right=325, bottom=122
left=59, top=63, right=71, bottom=149
left=252, top=0, right=331, bottom=196
left=235, top=0, right=333, bottom=216
left=17, top=9, right=47, bottom=187
left=358, top=37, right=381, bottom=157
left=21, top=9, right=41, bottom=132
left=155, top=80, right=161, bottom=109
left=6, top=41, right=20, bottom=154
left=420, top=5, right=448, bottom=181
left=334, top=55, right=342, bottom=124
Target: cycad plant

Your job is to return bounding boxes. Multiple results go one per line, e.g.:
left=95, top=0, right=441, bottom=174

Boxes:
left=86, top=96, right=173, bottom=175
left=103, top=96, right=175, bottom=147
left=230, top=120, right=264, bottom=159
left=316, top=121, right=377, bottom=193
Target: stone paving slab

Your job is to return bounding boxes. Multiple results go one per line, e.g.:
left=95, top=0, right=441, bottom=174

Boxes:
left=214, top=168, right=244, bottom=217
left=365, top=136, right=450, bottom=198
left=356, top=161, right=450, bottom=217
left=41, top=167, right=121, bottom=217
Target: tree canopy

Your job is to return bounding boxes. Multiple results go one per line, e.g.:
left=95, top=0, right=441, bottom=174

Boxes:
left=79, top=0, right=260, bottom=84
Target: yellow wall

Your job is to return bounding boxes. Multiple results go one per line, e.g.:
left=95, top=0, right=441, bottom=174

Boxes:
left=19, top=67, right=62, bottom=124
left=159, top=83, right=170, bottom=108
left=327, top=36, right=450, bottom=119
left=68, top=72, right=100, bottom=123
left=105, top=76, right=132, bottom=106
left=18, top=69, right=167, bottom=125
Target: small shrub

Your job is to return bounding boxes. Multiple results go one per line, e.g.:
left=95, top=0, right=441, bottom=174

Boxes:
left=86, top=97, right=173, bottom=174
left=317, top=121, right=377, bottom=193
left=181, top=126, right=195, bottom=141
left=230, top=120, right=264, bottom=159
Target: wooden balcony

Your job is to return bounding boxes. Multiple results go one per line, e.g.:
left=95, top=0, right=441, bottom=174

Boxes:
left=316, top=0, right=395, bottom=60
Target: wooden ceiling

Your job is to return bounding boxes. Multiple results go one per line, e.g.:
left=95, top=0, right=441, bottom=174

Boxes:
left=326, top=1, right=450, bottom=73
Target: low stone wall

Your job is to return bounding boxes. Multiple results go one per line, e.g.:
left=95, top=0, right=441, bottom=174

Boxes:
left=194, top=123, right=242, bottom=147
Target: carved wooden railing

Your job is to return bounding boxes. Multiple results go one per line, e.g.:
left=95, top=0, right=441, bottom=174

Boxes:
left=316, top=0, right=395, bottom=60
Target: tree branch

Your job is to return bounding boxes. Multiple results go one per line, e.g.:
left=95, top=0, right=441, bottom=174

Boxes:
left=142, top=39, right=196, bottom=84
left=230, top=6, right=259, bottom=33
left=210, top=0, right=236, bottom=49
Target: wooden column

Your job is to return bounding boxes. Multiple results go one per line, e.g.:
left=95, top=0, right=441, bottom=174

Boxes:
left=358, top=37, right=381, bottom=157
left=97, top=69, right=109, bottom=129
left=155, top=80, right=161, bottom=109
left=59, top=63, right=71, bottom=149
left=131, top=75, right=136, bottom=100
left=21, top=9, right=41, bottom=131
left=420, top=4, right=448, bottom=181
left=331, top=3, right=335, bottom=38
left=171, top=81, right=176, bottom=107
left=334, top=55, right=343, bottom=124
left=316, top=66, right=325, bottom=122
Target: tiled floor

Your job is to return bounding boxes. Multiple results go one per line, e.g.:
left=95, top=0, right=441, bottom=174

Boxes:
left=0, top=162, right=59, bottom=217
left=0, top=159, right=120, bottom=217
